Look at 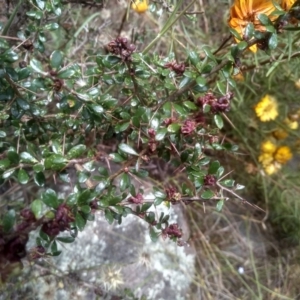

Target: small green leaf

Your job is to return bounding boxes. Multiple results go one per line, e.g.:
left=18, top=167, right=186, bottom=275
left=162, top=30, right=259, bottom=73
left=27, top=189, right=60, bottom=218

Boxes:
left=214, top=114, right=223, bottom=129
left=75, top=212, right=86, bottom=231
left=155, top=128, right=168, bottom=141
left=118, top=143, right=139, bottom=156
left=0, top=159, right=11, bottom=169
left=20, top=152, right=38, bottom=163
left=109, top=153, right=126, bottom=163
left=91, top=104, right=104, bottom=114
left=221, top=179, right=235, bottom=187
left=50, top=50, right=63, bottom=69
left=149, top=227, right=159, bottom=242
left=216, top=200, right=224, bottom=211
left=201, top=190, right=214, bottom=199
left=120, top=173, right=130, bottom=191
left=167, top=123, right=181, bottom=133
left=2, top=168, right=15, bottom=179
left=42, top=189, right=58, bottom=209
left=67, top=144, right=86, bottom=159
left=31, top=199, right=43, bottom=219
left=257, top=13, right=272, bottom=25
left=0, top=131, right=6, bottom=137
left=44, top=154, right=67, bottom=170
left=183, top=101, right=198, bottom=110
left=44, top=22, right=59, bottom=31
left=18, top=169, right=29, bottom=184
left=268, top=33, right=278, bottom=50
left=105, top=209, right=114, bottom=224
left=7, top=151, right=19, bottom=164
left=80, top=205, right=91, bottom=214
left=3, top=209, right=16, bottom=233
left=56, top=236, right=75, bottom=243
left=57, top=67, right=76, bottom=79
left=34, top=172, right=45, bottom=186
left=208, top=161, right=220, bottom=175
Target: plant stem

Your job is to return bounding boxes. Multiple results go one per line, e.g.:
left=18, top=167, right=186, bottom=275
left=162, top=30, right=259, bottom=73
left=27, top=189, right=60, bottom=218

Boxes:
left=2, top=0, right=24, bottom=36
left=142, top=0, right=196, bottom=54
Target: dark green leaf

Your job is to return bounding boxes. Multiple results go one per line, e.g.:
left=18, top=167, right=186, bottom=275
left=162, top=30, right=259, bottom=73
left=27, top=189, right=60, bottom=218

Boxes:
left=105, top=209, right=114, bottom=224
left=56, top=236, right=75, bottom=243
left=34, top=172, right=45, bottom=186
left=50, top=50, right=63, bottom=69
left=3, top=209, right=15, bottom=233
left=201, top=190, right=214, bottom=199
left=42, top=189, right=58, bottom=209
left=120, top=173, right=130, bottom=191
left=208, top=161, right=220, bottom=175
left=0, top=159, right=11, bottom=169
left=75, top=212, right=86, bottom=231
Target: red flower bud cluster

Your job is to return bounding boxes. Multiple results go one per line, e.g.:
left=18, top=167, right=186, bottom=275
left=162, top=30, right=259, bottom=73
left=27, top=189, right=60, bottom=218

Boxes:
left=16, top=208, right=36, bottom=232
left=128, top=193, right=143, bottom=204
left=164, top=61, right=186, bottom=75
left=204, top=174, right=217, bottom=186
left=41, top=204, right=75, bottom=238
left=197, top=92, right=233, bottom=113
left=106, top=37, right=136, bottom=61
left=162, top=224, right=183, bottom=239
left=181, top=120, right=196, bottom=135
left=165, top=186, right=181, bottom=204
left=148, top=128, right=158, bottom=152
left=29, top=245, right=46, bottom=260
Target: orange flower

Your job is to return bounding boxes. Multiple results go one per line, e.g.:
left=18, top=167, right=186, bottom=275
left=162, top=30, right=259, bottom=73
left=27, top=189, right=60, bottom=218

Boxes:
left=281, top=0, right=296, bottom=11
left=228, top=0, right=277, bottom=52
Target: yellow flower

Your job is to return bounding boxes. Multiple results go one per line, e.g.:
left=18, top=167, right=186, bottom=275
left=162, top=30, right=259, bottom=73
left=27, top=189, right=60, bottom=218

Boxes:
left=264, top=162, right=282, bottom=175
left=131, top=0, right=149, bottom=13
left=254, top=95, right=278, bottom=122
left=273, top=128, right=288, bottom=140
left=284, top=117, right=298, bottom=130
left=260, top=140, right=277, bottom=154
left=295, top=79, right=300, bottom=89
left=274, top=146, right=293, bottom=164
left=228, top=0, right=277, bottom=52
left=259, top=152, right=274, bottom=166
left=281, top=0, right=296, bottom=11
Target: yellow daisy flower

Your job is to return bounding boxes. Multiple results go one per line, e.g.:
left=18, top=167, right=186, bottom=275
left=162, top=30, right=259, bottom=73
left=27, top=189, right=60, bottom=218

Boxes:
left=295, top=79, right=300, bottom=89
left=274, top=146, right=293, bottom=164
left=259, top=152, right=274, bottom=166
left=228, top=0, right=277, bottom=52
left=260, top=140, right=277, bottom=154
left=131, top=0, right=149, bottom=13
left=272, top=128, right=288, bottom=140
left=254, top=95, right=278, bottom=122
left=264, top=162, right=282, bottom=175
left=284, top=117, right=298, bottom=130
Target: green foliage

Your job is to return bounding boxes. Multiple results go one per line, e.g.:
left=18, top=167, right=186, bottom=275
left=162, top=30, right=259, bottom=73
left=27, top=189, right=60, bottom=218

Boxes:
left=1, top=1, right=300, bottom=297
